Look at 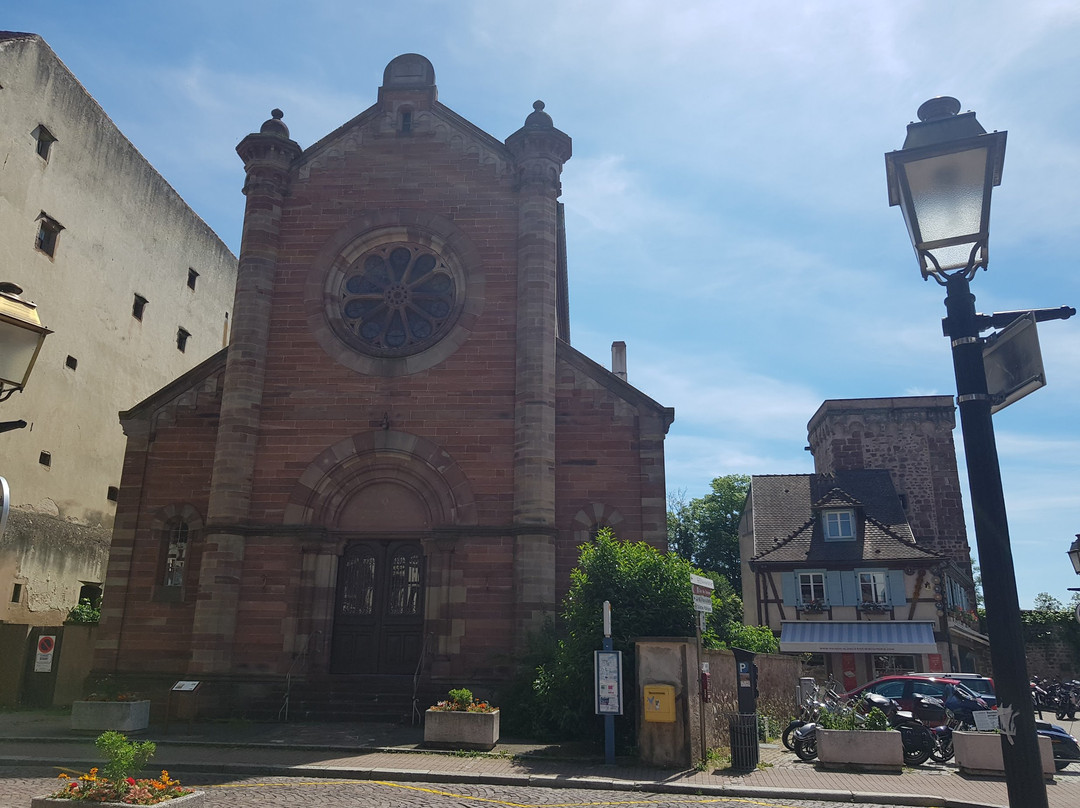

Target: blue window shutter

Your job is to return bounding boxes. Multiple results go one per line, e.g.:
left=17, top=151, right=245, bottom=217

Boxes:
left=826, top=571, right=843, bottom=606
left=888, top=569, right=907, bottom=605
left=781, top=572, right=796, bottom=607
left=840, top=571, right=858, bottom=605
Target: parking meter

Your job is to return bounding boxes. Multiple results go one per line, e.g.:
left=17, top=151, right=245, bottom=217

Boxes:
left=732, top=646, right=758, bottom=714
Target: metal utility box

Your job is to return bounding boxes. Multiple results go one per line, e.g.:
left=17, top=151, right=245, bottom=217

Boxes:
left=642, top=684, right=676, bottom=723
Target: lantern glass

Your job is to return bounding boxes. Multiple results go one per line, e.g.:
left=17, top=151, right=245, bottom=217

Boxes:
left=901, top=146, right=991, bottom=272
left=1069, top=538, right=1080, bottom=576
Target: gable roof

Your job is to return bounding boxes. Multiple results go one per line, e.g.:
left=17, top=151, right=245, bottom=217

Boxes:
left=748, top=470, right=940, bottom=566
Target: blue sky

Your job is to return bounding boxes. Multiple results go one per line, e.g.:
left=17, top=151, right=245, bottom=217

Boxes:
left=10, top=1, right=1079, bottom=608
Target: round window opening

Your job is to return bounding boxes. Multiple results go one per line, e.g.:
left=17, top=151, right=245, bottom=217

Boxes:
left=335, top=243, right=461, bottom=357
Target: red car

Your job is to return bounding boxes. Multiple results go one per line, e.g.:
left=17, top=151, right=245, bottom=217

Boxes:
left=844, top=675, right=974, bottom=713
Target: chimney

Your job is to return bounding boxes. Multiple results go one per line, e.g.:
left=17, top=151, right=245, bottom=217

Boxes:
left=611, top=341, right=627, bottom=381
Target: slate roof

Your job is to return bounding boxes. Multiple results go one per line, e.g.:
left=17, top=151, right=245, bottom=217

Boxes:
left=748, top=470, right=941, bottom=566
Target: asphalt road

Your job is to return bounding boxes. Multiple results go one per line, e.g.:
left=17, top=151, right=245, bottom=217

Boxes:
left=0, top=768, right=918, bottom=808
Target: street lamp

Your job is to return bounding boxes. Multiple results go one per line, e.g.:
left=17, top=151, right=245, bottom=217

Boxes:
left=0, top=283, right=51, bottom=435
left=886, top=98, right=1047, bottom=808
left=1068, top=535, right=1080, bottom=576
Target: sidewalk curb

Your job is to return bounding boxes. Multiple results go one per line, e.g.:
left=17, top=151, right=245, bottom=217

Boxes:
left=0, top=755, right=1009, bottom=808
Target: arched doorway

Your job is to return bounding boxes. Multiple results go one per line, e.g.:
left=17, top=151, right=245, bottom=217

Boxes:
left=330, top=540, right=424, bottom=674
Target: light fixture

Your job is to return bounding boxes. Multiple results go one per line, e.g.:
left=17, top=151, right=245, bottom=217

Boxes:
left=0, top=282, right=52, bottom=402
left=885, top=96, right=1007, bottom=282
left=1068, top=535, right=1080, bottom=576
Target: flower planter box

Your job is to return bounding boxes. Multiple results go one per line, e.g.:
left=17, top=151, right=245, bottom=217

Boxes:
left=32, top=790, right=204, bottom=808
left=954, top=731, right=1055, bottom=778
left=70, top=700, right=150, bottom=733
left=423, top=708, right=500, bottom=751
left=817, top=728, right=903, bottom=772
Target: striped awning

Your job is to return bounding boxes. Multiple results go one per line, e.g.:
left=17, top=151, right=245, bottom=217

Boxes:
left=779, top=621, right=938, bottom=653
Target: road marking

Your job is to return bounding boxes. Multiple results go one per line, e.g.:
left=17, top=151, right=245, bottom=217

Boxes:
left=203, top=777, right=854, bottom=808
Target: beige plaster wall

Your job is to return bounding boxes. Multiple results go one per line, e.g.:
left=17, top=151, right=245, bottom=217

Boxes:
left=0, top=34, right=237, bottom=622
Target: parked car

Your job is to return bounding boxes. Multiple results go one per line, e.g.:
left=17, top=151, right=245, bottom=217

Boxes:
left=907, top=672, right=996, bottom=709
left=844, top=675, right=987, bottom=714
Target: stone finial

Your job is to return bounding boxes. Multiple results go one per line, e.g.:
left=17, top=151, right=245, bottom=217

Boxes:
left=260, top=108, right=290, bottom=138
left=524, top=100, right=554, bottom=129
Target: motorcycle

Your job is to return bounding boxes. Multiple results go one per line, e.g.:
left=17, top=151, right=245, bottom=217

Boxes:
left=1036, top=719, right=1080, bottom=771
left=791, top=692, right=935, bottom=766
left=782, top=682, right=842, bottom=751
left=925, top=683, right=991, bottom=763
left=863, top=692, right=935, bottom=766
left=1055, top=679, right=1080, bottom=721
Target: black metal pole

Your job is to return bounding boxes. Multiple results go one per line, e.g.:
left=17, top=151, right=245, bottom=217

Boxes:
left=945, top=274, right=1047, bottom=807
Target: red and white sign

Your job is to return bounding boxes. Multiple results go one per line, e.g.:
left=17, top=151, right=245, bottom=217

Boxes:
left=690, top=574, right=714, bottom=613
left=34, top=635, right=56, bottom=673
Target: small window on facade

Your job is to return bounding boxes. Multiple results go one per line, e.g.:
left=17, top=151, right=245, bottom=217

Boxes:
left=823, top=509, right=855, bottom=541
left=33, top=125, right=56, bottom=161
left=798, top=572, right=826, bottom=606
left=39, top=451, right=51, bottom=467
left=132, top=294, right=147, bottom=320
left=176, top=327, right=190, bottom=352
left=77, top=584, right=102, bottom=608
left=859, top=571, right=888, bottom=605
left=107, top=486, right=119, bottom=502
left=10, top=583, right=22, bottom=604
left=35, top=213, right=63, bottom=256
left=65, top=355, right=78, bottom=371
left=187, top=268, right=198, bottom=290
left=400, top=110, right=412, bottom=133
left=164, top=520, right=190, bottom=587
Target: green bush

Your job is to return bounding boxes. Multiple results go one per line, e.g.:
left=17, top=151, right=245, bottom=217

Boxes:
left=66, top=598, right=100, bottom=625
left=96, top=731, right=155, bottom=782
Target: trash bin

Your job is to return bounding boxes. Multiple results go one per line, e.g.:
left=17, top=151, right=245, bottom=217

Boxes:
left=729, top=712, right=759, bottom=772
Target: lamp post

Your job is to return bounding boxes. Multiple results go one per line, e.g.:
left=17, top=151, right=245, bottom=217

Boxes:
left=886, top=98, right=1047, bottom=807
left=0, top=282, right=51, bottom=432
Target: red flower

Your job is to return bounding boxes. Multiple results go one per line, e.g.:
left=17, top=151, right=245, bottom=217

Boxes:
left=127, top=777, right=136, bottom=785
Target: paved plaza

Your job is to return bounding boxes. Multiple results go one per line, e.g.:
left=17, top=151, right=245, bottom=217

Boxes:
left=0, top=711, right=1077, bottom=808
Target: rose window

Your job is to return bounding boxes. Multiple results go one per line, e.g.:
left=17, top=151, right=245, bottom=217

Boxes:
left=337, top=244, right=458, bottom=357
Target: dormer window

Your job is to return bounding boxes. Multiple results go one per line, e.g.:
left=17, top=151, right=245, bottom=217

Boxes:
left=823, top=509, right=855, bottom=541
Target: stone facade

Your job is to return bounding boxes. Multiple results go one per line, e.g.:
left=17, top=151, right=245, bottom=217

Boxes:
left=0, top=33, right=237, bottom=625
left=807, top=396, right=970, bottom=568
left=92, top=55, right=672, bottom=718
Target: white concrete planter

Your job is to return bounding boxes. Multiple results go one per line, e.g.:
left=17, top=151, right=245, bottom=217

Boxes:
left=953, top=731, right=1055, bottom=778
left=817, top=728, right=903, bottom=772
left=423, top=708, right=500, bottom=751
left=32, top=790, right=204, bottom=807
left=70, top=700, right=150, bottom=733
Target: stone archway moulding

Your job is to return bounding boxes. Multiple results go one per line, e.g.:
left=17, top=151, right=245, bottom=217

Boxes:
left=283, top=430, right=477, bottom=529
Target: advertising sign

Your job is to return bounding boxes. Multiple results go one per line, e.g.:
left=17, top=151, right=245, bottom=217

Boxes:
left=594, top=650, right=623, bottom=715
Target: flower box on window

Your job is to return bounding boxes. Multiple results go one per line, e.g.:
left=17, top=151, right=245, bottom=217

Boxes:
left=800, top=599, right=827, bottom=613
left=859, top=601, right=890, bottom=613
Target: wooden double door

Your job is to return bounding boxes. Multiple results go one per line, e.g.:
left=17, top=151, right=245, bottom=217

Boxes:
left=329, top=540, right=425, bottom=675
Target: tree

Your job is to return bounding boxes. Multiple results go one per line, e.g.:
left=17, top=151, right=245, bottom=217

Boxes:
left=513, top=530, right=710, bottom=743
left=667, top=474, right=751, bottom=593
left=1033, top=592, right=1064, bottom=612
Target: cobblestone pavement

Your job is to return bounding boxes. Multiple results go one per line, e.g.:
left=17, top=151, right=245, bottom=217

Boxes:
left=0, top=768, right=925, bottom=808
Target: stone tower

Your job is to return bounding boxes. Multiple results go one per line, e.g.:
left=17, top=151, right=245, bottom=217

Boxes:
left=806, top=396, right=971, bottom=568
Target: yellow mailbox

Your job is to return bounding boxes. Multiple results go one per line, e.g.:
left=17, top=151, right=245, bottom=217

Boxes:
left=642, top=684, right=676, bottom=723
